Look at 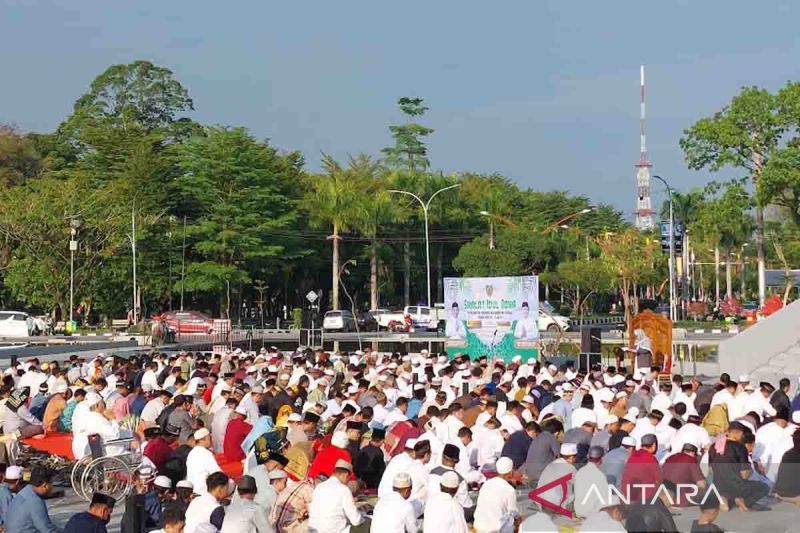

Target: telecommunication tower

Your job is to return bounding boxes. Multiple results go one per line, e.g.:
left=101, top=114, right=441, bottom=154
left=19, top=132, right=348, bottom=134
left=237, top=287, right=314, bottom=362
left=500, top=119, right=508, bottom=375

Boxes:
left=634, top=65, right=655, bottom=230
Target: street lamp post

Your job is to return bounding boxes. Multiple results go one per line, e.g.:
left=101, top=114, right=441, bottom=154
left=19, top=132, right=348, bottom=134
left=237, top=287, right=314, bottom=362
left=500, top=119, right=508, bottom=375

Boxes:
left=541, top=207, right=594, bottom=235
left=388, top=183, right=461, bottom=306
left=653, top=175, right=676, bottom=323
left=68, top=217, right=81, bottom=324
left=338, top=258, right=362, bottom=351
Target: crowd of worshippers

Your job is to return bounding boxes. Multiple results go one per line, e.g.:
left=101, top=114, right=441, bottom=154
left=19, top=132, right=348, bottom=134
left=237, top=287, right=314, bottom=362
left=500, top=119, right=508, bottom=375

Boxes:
left=1, top=347, right=800, bottom=532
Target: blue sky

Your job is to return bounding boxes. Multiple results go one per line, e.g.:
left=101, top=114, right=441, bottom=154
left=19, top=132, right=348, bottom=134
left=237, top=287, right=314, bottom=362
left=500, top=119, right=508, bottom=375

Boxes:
left=3, top=0, right=800, bottom=217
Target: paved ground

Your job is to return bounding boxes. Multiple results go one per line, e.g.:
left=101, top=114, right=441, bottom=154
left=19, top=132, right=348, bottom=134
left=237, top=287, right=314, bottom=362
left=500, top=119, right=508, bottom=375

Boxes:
left=44, top=486, right=800, bottom=533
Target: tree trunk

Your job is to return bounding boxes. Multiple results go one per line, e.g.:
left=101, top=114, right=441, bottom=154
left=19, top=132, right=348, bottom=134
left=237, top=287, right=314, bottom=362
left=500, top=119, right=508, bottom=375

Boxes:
left=370, top=237, right=379, bottom=311
left=403, top=240, right=411, bottom=306
left=332, top=222, right=340, bottom=310
left=756, top=205, right=766, bottom=306
left=714, top=246, right=720, bottom=304
left=725, top=253, right=733, bottom=299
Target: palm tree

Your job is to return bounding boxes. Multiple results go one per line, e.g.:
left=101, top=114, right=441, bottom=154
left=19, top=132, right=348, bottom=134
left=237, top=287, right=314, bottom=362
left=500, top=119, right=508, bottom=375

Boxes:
left=349, top=155, right=393, bottom=311
left=304, top=154, right=365, bottom=310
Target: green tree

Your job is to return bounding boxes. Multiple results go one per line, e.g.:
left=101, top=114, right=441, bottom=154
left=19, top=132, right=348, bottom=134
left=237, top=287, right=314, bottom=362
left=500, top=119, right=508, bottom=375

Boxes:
left=304, top=154, right=367, bottom=310
left=0, top=125, right=41, bottom=187
left=691, top=181, right=753, bottom=298
left=382, top=97, right=434, bottom=172
left=175, top=126, right=301, bottom=316
left=555, top=259, right=614, bottom=314
left=599, top=229, right=659, bottom=327
left=760, top=146, right=800, bottom=225
left=681, top=86, right=783, bottom=305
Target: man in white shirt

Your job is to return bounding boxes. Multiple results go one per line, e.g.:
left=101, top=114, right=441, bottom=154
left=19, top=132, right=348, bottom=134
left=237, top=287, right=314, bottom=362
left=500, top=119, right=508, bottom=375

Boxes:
left=378, top=439, right=416, bottom=498
left=221, top=475, right=272, bottom=533
left=513, top=302, right=538, bottom=340
left=475, top=417, right=504, bottom=468
left=423, top=471, right=469, bottom=533
left=308, top=459, right=362, bottom=533
left=184, top=471, right=230, bottom=533
left=186, top=428, right=221, bottom=495
left=404, top=440, right=432, bottom=516
left=445, top=303, right=467, bottom=339
left=473, top=456, right=519, bottom=533
left=370, top=473, right=417, bottom=533
left=141, top=362, right=160, bottom=393
left=141, top=390, right=172, bottom=426
left=211, top=397, right=236, bottom=453
left=744, top=382, right=778, bottom=420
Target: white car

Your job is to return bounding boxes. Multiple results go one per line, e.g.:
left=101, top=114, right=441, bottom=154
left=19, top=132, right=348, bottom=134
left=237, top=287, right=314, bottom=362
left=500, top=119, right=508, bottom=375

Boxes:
left=322, top=310, right=357, bottom=332
left=0, top=311, right=30, bottom=337
left=538, top=308, right=570, bottom=333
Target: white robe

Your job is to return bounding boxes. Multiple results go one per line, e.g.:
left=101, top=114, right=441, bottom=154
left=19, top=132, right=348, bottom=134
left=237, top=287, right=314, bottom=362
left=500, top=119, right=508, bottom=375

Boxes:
left=423, top=492, right=468, bottom=533
left=72, top=410, right=123, bottom=460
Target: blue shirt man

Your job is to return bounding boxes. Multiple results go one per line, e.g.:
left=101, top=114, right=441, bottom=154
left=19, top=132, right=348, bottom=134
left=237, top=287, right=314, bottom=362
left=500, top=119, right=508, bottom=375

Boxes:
left=5, top=477, right=62, bottom=533
left=0, top=466, right=22, bottom=529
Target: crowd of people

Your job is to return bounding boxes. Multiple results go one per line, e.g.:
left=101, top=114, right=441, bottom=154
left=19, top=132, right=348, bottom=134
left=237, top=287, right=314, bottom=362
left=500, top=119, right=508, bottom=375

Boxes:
left=0, top=345, right=799, bottom=532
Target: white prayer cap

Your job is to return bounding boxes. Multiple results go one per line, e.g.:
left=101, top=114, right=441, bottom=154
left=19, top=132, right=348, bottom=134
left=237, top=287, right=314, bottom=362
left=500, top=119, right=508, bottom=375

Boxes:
left=267, top=365, right=278, bottom=373
left=393, top=473, right=412, bottom=489
left=738, top=374, right=750, bottom=383
left=599, top=389, right=615, bottom=403
left=287, top=413, right=302, bottom=423
left=621, top=436, right=637, bottom=447
left=527, top=358, right=536, bottom=365
left=612, top=375, right=626, bottom=385
left=279, top=373, right=290, bottom=380
left=234, top=404, right=248, bottom=416
left=561, top=383, right=574, bottom=392
left=413, top=384, right=425, bottom=391
left=402, top=355, right=411, bottom=362
left=603, top=375, right=614, bottom=386
left=5, top=466, right=22, bottom=480
left=405, top=438, right=418, bottom=449
left=420, top=349, right=429, bottom=355
left=154, top=475, right=172, bottom=489
left=512, top=355, right=522, bottom=363
left=176, top=480, right=193, bottom=489
left=194, top=428, right=210, bottom=441
left=627, top=407, right=640, bottom=418
left=792, top=411, right=800, bottom=424
left=440, top=471, right=460, bottom=489
left=331, top=431, right=349, bottom=449
left=560, top=443, right=578, bottom=456
left=495, top=457, right=514, bottom=475
left=269, top=469, right=287, bottom=481
left=84, top=392, right=103, bottom=408
left=251, top=385, right=264, bottom=394
left=522, top=395, right=535, bottom=404
left=52, top=382, right=68, bottom=394
left=246, top=366, right=257, bottom=374
left=615, top=391, right=628, bottom=399
left=601, top=414, right=619, bottom=427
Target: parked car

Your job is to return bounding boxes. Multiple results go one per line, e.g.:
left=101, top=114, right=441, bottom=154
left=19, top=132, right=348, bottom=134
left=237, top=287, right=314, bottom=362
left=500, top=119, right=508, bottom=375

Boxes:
left=356, top=311, right=378, bottom=332
left=154, top=310, right=216, bottom=334
left=0, top=311, right=29, bottom=337
left=538, top=302, right=571, bottom=333
left=323, top=310, right=357, bottom=332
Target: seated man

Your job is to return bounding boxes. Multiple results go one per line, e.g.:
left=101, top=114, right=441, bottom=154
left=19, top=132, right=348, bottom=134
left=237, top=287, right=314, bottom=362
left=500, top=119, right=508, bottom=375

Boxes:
left=662, top=443, right=707, bottom=506
left=709, top=421, right=770, bottom=511
left=775, top=430, right=800, bottom=503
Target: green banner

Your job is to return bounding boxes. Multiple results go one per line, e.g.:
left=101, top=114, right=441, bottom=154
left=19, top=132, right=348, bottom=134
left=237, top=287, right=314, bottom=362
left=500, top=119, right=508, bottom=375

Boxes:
left=443, top=276, right=539, bottom=362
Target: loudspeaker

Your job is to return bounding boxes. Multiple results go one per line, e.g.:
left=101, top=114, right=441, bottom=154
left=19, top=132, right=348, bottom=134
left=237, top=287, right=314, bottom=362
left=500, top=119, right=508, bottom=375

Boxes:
left=578, top=352, right=601, bottom=373
left=121, top=494, right=145, bottom=533
left=581, top=327, right=602, bottom=354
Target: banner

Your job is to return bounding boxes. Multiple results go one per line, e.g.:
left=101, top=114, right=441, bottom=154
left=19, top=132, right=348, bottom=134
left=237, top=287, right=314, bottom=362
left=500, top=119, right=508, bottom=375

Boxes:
left=443, top=276, right=539, bottom=362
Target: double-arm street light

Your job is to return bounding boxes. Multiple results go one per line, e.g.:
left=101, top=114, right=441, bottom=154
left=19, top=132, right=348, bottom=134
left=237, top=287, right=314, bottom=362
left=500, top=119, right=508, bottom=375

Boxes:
left=388, top=183, right=461, bottom=306
left=479, top=211, right=519, bottom=249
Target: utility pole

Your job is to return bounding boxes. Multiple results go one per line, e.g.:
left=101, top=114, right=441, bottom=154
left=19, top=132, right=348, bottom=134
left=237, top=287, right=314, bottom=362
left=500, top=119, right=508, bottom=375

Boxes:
left=653, top=175, right=675, bottom=323
left=180, top=216, right=187, bottom=311
left=131, top=205, right=138, bottom=325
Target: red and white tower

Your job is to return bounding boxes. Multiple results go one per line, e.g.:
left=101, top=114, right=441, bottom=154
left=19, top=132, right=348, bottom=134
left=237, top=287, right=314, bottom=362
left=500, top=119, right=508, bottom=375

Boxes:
left=634, top=65, right=655, bottom=230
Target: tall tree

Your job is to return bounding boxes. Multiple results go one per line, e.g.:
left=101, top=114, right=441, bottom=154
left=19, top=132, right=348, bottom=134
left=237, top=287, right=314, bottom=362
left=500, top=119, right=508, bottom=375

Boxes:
left=304, top=154, right=366, bottom=311
left=175, top=127, right=301, bottom=316
left=681, top=86, right=783, bottom=305
left=381, top=97, right=434, bottom=173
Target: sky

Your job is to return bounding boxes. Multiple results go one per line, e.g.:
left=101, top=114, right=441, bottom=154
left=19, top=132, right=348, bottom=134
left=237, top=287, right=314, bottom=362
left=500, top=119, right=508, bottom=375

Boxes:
left=3, top=0, right=800, bottom=218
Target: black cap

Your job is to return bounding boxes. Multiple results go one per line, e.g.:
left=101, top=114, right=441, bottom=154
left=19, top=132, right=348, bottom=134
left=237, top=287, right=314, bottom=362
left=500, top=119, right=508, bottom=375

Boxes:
left=224, top=373, right=235, bottom=379
left=237, top=475, right=258, bottom=494
left=268, top=451, right=289, bottom=467
left=443, top=443, right=460, bottom=461
left=144, top=427, right=161, bottom=439
left=760, top=382, right=775, bottom=393
left=304, top=412, right=320, bottom=424
left=163, top=424, right=180, bottom=437
left=91, top=492, right=116, bottom=508
left=649, top=409, right=664, bottom=421
left=371, top=428, right=386, bottom=440
left=346, top=420, right=364, bottom=431
left=640, top=433, right=658, bottom=448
